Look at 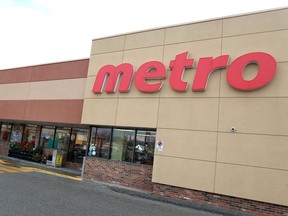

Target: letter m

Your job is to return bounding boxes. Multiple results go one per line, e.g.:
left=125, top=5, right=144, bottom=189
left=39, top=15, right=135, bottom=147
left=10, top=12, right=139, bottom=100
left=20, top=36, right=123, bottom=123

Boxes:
left=92, top=63, right=134, bottom=93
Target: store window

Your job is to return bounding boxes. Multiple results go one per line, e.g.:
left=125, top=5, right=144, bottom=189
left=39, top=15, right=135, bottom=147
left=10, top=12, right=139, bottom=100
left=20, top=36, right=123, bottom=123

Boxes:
left=87, top=126, right=156, bottom=165
left=0, top=124, right=12, bottom=141
left=134, top=130, right=156, bottom=165
left=22, top=125, right=40, bottom=149
left=40, top=126, right=55, bottom=149
left=55, top=127, right=71, bottom=152
left=110, top=129, right=135, bottom=162
left=88, top=127, right=111, bottom=159
left=10, top=124, right=24, bottom=144
left=67, top=128, right=88, bottom=163
left=88, top=127, right=97, bottom=156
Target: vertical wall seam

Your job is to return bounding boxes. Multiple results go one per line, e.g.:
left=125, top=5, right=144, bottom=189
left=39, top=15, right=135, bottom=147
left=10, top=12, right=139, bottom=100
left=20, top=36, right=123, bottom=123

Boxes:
left=155, top=29, right=167, bottom=129
left=114, top=35, right=127, bottom=125
left=152, top=29, right=166, bottom=182
left=23, top=69, right=33, bottom=121
left=213, top=19, right=224, bottom=193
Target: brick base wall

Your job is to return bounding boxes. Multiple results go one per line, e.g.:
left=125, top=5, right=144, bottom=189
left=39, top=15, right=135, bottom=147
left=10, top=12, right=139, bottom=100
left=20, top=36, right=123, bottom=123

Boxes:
left=0, top=141, right=9, bottom=155
left=63, top=161, right=82, bottom=171
left=83, top=157, right=153, bottom=191
left=83, top=157, right=288, bottom=215
left=153, top=183, right=288, bottom=216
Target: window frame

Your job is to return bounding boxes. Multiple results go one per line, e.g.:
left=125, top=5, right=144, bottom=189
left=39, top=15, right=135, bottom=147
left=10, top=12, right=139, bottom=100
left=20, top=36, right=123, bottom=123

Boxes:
left=0, top=123, right=12, bottom=142
left=87, top=126, right=156, bottom=166
left=10, top=124, right=25, bottom=144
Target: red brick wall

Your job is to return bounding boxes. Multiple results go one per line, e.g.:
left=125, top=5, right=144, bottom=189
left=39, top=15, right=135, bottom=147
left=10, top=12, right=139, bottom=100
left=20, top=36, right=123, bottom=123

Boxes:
left=153, top=183, right=288, bottom=216
left=83, top=157, right=288, bottom=215
left=0, top=141, right=9, bottom=155
left=63, top=161, right=82, bottom=171
left=83, top=157, right=153, bottom=191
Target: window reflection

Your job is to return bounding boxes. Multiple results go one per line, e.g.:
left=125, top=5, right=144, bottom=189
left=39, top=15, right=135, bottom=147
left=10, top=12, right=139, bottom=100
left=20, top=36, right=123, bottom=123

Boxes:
left=1, top=122, right=92, bottom=165
left=23, top=125, right=39, bottom=149
left=10, top=125, right=24, bottom=144
left=40, top=126, right=55, bottom=149
left=89, top=127, right=97, bottom=156
left=55, top=127, right=70, bottom=152
left=88, top=127, right=156, bottom=166
left=0, top=124, right=12, bottom=141
left=111, top=129, right=135, bottom=162
left=134, top=130, right=156, bottom=165
left=96, top=128, right=111, bottom=159
left=67, top=128, right=88, bottom=163
left=88, top=128, right=111, bottom=159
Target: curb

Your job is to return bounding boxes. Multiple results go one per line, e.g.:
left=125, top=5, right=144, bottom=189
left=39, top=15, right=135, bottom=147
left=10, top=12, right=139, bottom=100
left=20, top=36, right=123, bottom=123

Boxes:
left=84, top=179, right=256, bottom=216
left=108, top=186, right=256, bottom=216
left=1, top=155, right=256, bottom=216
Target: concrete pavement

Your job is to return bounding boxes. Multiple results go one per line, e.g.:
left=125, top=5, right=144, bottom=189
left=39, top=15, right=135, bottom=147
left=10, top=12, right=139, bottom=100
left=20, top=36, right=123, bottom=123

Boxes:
left=0, top=156, right=255, bottom=216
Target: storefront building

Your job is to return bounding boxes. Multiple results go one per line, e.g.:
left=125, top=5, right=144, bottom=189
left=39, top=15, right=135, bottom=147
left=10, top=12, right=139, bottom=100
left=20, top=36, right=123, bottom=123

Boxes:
left=1, top=7, right=288, bottom=215
left=0, top=59, right=90, bottom=169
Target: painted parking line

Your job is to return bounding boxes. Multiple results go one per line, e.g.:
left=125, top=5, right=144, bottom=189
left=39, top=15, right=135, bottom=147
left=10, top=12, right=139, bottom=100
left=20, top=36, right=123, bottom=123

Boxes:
left=0, top=165, right=19, bottom=173
left=0, top=159, right=38, bottom=173
left=0, top=164, right=36, bottom=173
left=0, top=159, right=81, bottom=181
left=0, top=165, right=82, bottom=181
left=0, top=159, right=11, bottom=165
left=34, top=169, right=82, bottom=181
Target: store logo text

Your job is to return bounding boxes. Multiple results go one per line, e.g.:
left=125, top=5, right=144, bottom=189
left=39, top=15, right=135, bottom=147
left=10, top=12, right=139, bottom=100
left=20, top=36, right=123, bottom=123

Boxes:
left=92, top=52, right=277, bottom=93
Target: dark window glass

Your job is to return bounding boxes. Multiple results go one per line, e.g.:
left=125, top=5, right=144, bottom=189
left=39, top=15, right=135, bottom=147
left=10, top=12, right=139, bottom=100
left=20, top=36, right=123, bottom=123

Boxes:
left=40, top=126, right=55, bottom=148
left=67, top=128, right=88, bottom=163
left=0, top=124, right=12, bottom=141
left=22, top=125, right=40, bottom=149
left=134, top=130, right=156, bottom=165
left=55, top=127, right=70, bottom=151
left=88, top=127, right=97, bottom=156
left=87, top=126, right=156, bottom=166
left=111, top=129, right=135, bottom=162
left=95, top=128, right=111, bottom=159
left=88, top=127, right=111, bottom=159
left=10, top=125, right=24, bottom=144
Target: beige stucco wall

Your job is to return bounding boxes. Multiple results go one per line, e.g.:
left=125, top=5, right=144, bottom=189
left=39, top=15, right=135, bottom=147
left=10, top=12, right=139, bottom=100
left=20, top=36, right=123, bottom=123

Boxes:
left=82, top=8, right=288, bottom=206
left=0, top=78, right=86, bottom=101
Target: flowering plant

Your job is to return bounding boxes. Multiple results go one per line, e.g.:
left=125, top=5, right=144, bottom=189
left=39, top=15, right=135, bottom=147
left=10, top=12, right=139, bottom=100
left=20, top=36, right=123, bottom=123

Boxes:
left=21, top=140, right=35, bottom=152
left=34, top=153, right=46, bottom=163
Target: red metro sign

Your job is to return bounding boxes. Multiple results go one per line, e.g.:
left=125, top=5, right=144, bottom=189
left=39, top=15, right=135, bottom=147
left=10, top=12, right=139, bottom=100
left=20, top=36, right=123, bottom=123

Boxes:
left=92, top=52, right=277, bottom=93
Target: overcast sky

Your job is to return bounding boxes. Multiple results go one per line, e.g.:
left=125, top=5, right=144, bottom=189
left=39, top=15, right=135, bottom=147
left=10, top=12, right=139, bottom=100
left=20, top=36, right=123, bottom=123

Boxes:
left=0, top=0, right=287, bottom=69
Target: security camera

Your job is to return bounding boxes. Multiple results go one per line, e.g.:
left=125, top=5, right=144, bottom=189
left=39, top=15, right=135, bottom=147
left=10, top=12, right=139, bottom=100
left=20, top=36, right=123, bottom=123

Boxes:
left=230, top=127, right=236, bottom=132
